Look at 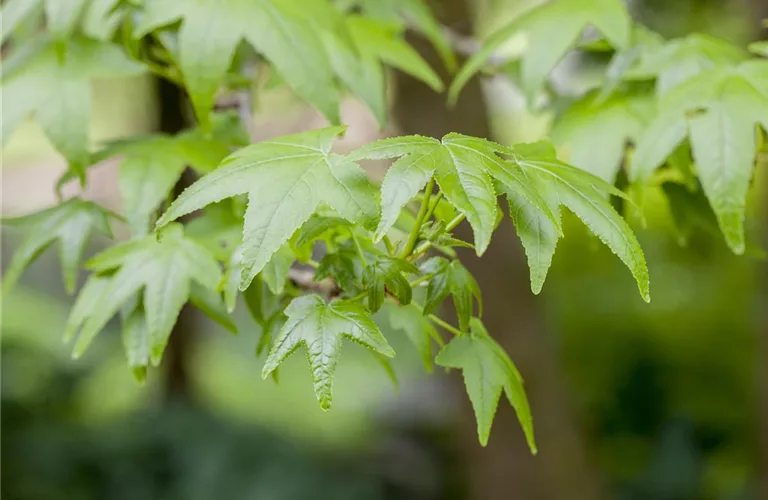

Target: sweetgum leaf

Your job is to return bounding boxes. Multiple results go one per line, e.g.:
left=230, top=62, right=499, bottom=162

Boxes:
left=419, top=257, right=481, bottom=330
left=363, top=257, right=419, bottom=312
left=552, top=88, right=654, bottom=182
left=349, top=133, right=561, bottom=255
left=262, top=294, right=395, bottom=409
left=65, top=223, right=222, bottom=367
left=449, top=0, right=631, bottom=103
left=357, top=0, right=457, bottom=72
left=0, top=36, right=144, bottom=178
left=134, top=0, right=340, bottom=128
left=631, top=61, right=768, bottom=254
left=105, top=132, right=230, bottom=236
left=157, top=127, right=378, bottom=290
left=511, top=141, right=650, bottom=301
left=2, top=198, right=113, bottom=295
left=0, top=0, right=43, bottom=44
left=436, top=318, right=535, bottom=451
left=385, top=301, right=438, bottom=372
left=624, top=33, right=748, bottom=94
left=505, top=172, right=561, bottom=294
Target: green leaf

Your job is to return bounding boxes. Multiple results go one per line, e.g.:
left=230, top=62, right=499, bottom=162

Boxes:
left=505, top=172, right=561, bottom=294
left=436, top=318, right=535, bottom=451
left=631, top=61, right=768, bottom=254
left=449, top=0, right=631, bottom=104
left=625, top=33, right=748, bottom=94
left=134, top=0, right=340, bottom=128
left=2, top=199, right=113, bottom=295
left=552, top=88, right=654, bottom=182
left=349, top=16, right=442, bottom=93
left=95, top=129, right=235, bottom=236
left=65, top=224, right=222, bottom=366
left=189, top=283, right=238, bottom=334
left=419, top=257, right=481, bottom=330
left=358, top=0, right=456, bottom=72
left=512, top=141, right=650, bottom=301
left=157, top=127, right=378, bottom=290
left=1, top=37, right=144, bottom=178
left=749, top=41, right=768, bottom=58
left=45, top=0, right=89, bottom=49
left=363, top=257, right=419, bottom=312
left=82, top=0, right=124, bottom=40
left=0, top=0, right=43, bottom=44
left=385, top=301, right=438, bottom=372
left=295, top=214, right=352, bottom=248
left=316, top=247, right=364, bottom=295
left=449, top=260, right=482, bottom=333
left=121, top=306, right=151, bottom=382
left=350, top=133, right=563, bottom=254
left=262, top=294, right=395, bottom=409
left=261, top=243, right=295, bottom=295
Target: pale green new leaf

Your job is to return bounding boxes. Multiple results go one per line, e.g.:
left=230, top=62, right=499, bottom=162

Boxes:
left=261, top=243, right=295, bottom=295
left=2, top=198, right=113, bottom=295
left=552, top=89, right=654, bottom=182
left=262, top=294, right=395, bottom=409
left=449, top=0, right=631, bottom=103
left=0, top=0, right=43, bottom=44
left=512, top=141, right=650, bottom=301
left=749, top=41, right=768, bottom=58
left=0, top=37, right=144, bottom=178
left=419, top=257, right=481, bottom=331
left=65, top=224, right=222, bottom=366
left=385, top=301, right=439, bottom=372
left=157, top=127, right=378, bottom=290
left=631, top=61, right=768, bottom=253
left=625, top=33, right=748, bottom=94
left=436, top=318, right=535, bottom=451
left=134, top=0, right=340, bottom=128
left=45, top=0, right=88, bottom=47
left=362, top=257, right=419, bottom=312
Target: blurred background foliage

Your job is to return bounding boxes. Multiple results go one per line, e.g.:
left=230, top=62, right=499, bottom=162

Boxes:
left=2, top=0, right=767, bottom=499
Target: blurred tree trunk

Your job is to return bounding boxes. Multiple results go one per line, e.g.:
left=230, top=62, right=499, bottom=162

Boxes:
left=157, top=77, right=196, bottom=404
left=751, top=1, right=768, bottom=497
left=391, top=1, right=604, bottom=499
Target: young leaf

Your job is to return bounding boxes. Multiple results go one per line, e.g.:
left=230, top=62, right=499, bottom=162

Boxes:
left=315, top=247, right=364, bottom=295
left=362, top=257, right=419, bottom=312
left=45, top=0, right=89, bottom=48
left=262, top=294, right=395, bottom=409
left=0, top=37, right=144, bottom=178
left=385, top=301, right=439, bottom=372
left=551, top=88, right=654, bottom=182
left=349, top=133, right=561, bottom=255
left=624, top=33, right=748, bottom=94
left=2, top=198, right=113, bottom=295
left=261, top=243, right=295, bottom=295
left=449, top=0, right=631, bottom=103
left=134, top=0, right=340, bottom=127
left=157, top=127, right=378, bottom=290
left=436, top=318, right=535, bottom=451
left=512, top=141, right=650, bottom=301
left=0, top=0, right=43, bottom=44
left=65, top=223, right=222, bottom=366
left=631, top=61, right=768, bottom=254
left=419, top=257, right=481, bottom=331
